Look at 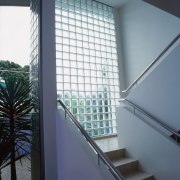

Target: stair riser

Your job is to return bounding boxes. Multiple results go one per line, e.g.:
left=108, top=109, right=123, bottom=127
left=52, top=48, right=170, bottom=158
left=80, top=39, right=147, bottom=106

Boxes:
left=106, top=149, right=125, bottom=160
left=116, top=161, right=138, bottom=174
left=142, top=176, right=154, bottom=180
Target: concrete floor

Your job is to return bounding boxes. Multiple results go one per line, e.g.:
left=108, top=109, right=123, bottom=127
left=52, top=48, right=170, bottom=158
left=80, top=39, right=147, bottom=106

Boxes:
left=1, top=158, right=31, bottom=180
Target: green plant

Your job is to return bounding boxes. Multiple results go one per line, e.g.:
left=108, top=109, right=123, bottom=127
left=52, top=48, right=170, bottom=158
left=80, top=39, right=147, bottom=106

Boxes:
left=0, top=121, right=27, bottom=180
left=0, top=60, right=29, bottom=84
left=0, top=75, right=33, bottom=180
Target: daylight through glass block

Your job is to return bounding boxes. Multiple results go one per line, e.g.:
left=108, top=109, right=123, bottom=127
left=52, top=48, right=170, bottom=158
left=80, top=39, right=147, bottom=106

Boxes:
left=55, top=0, right=120, bottom=137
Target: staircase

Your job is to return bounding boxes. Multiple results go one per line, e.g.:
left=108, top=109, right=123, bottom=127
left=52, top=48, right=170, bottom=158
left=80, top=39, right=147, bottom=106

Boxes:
left=106, top=148, right=153, bottom=180
left=95, top=136, right=154, bottom=180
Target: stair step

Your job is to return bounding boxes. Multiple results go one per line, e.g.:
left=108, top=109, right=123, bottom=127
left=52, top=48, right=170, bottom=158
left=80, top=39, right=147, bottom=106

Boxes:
left=95, top=137, right=154, bottom=179
left=123, top=170, right=154, bottom=180
left=105, top=148, right=125, bottom=160
left=112, top=158, right=138, bottom=174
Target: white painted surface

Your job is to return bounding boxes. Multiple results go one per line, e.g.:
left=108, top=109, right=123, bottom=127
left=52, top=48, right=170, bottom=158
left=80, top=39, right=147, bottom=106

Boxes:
left=116, top=107, right=180, bottom=180
left=127, top=43, right=180, bottom=130
left=56, top=110, right=116, bottom=180
left=118, top=0, right=180, bottom=87
left=116, top=41, right=180, bottom=179
left=40, top=0, right=58, bottom=179
left=114, top=9, right=126, bottom=97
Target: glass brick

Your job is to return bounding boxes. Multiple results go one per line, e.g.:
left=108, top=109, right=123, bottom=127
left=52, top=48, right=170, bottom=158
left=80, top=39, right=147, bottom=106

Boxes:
left=56, top=0, right=120, bottom=137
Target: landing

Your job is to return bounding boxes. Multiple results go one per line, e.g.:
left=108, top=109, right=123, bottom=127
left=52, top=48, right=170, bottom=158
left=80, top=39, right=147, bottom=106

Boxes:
left=93, top=135, right=122, bottom=152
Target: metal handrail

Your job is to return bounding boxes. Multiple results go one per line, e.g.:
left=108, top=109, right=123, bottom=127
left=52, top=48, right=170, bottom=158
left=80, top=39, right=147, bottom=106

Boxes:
left=57, top=99, right=124, bottom=180
left=119, top=99, right=180, bottom=141
left=122, top=33, right=180, bottom=93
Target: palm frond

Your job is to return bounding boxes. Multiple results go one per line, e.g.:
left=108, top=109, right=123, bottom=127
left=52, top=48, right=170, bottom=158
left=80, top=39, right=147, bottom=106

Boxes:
left=0, top=75, right=33, bottom=175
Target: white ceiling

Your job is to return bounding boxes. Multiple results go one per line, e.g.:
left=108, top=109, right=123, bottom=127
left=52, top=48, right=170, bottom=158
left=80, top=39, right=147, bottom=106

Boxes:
left=96, top=0, right=131, bottom=8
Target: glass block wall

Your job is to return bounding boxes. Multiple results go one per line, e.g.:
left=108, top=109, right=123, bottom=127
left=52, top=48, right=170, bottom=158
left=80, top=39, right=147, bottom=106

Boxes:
left=30, top=0, right=41, bottom=179
left=30, top=0, right=39, bottom=150
left=55, top=0, right=120, bottom=137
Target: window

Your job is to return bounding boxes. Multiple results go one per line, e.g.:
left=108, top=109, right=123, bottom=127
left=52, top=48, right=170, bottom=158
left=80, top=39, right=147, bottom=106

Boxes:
left=56, top=0, right=120, bottom=137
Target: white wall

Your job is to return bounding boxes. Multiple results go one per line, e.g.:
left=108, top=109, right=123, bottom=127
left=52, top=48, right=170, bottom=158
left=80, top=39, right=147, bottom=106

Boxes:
left=116, top=38, right=180, bottom=179
left=56, top=110, right=116, bottom=180
left=40, top=0, right=58, bottom=179
left=114, top=9, right=126, bottom=96
left=117, top=0, right=180, bottom=88
left=116, top=107, right=180, bottom=180
left=127, top=43, right=180, bottom=130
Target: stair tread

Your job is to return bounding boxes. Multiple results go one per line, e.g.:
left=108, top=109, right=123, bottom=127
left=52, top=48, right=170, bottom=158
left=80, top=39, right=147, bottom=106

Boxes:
left=123, top=170, right=154, bottom=180
left=104, top=148, right=125, bottom=153
left=112, top=157, right=138, bottom=167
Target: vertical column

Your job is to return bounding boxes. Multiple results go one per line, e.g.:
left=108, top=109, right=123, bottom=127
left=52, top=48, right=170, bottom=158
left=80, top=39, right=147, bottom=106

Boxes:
left=40, top=0, right=58, bottom=179
left=113, top=8, right=126, bottom=98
